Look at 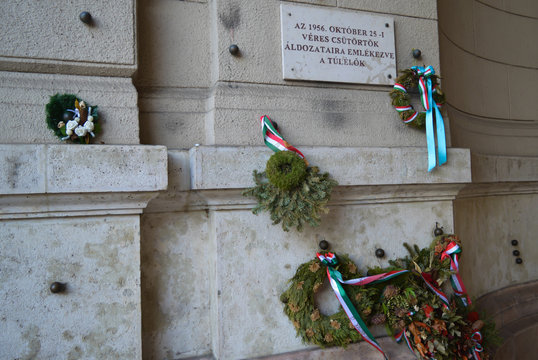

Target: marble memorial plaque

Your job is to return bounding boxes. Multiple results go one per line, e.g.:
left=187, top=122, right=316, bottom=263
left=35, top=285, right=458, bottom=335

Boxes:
left=281, top=3, right=396, bottom=85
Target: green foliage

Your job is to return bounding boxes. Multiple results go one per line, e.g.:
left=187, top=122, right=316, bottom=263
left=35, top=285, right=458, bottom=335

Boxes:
left=282, top=236, right=500, bottom=359
left=389, top=68, right=445, bottom=130
left=45, top=93, right=99, bottom=144
left=243, top=165, right=338, bottom=232
left=46, top=93, right=78, bottom=137
left=266, top=151, right=307, bottom=190
left=280, top=255, right=374, bottom=348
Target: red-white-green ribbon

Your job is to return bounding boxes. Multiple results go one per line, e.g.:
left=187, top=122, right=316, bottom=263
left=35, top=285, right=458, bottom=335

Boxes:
left=411, top=66, right=447, bottom=172
left=260, top=115, right=306, bottom=162
left=469, top=331, right=483, bottom=360
left=441, top=242, right=471, bottom=306
left=395, top=328, right=416, bottom=356
left=420, top=272, right=451, bottom=308
left=317, top=252, right=409, bottom=359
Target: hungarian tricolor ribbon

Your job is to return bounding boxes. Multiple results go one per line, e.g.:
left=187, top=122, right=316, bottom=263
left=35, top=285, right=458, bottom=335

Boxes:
left=441, top=242, right=472, bottom=306
left=411, top=66, right=447, bottom=172
left=317, top=252, right=409, bottom=359
left=395, top=329, right=416, bottom=356
left=469, top=331, right=483, bottom=360
left=260, top=115, right=307, bottom=165
left=419, top=272, right=451, bottom=309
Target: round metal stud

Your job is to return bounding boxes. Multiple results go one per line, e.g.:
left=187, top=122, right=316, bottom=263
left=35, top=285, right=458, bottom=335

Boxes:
left=229, top=44, right=240, bottom=56
left=513, top=250, right=520, bottom=256
left=50, top=282, right=67, bottom=294
left=511, top=239, right=518, bottom=246
left=319, top=240, right=329, bottom=250
left=516, top=258, right=523, bottom=264
left=412, top=49, right=422, bottom=59
left=79, top=11, right=92, bottom=25
left=434, top=222, right=444, bottom=236
left=375, top=248, right=385, bottom=258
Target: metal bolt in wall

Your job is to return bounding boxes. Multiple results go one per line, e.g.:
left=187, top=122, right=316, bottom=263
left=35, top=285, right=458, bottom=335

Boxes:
left=319, top=240, right=329, bottom=250
left=229, top=44, right=240, bottom=56
left=79, top=11, right=92, bottom=25
left=50, top=282, right=67, bottom=294
left=510, top=239, right=523, bottom=264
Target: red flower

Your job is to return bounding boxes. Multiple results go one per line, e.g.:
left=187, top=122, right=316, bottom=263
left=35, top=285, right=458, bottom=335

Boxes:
left=423, top=304, right=434, bottom=318
left=467, top=311, right=479, bottom=323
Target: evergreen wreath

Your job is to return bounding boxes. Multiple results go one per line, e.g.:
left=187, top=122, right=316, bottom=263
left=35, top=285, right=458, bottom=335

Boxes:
left=280, top=254, right=378, bottom=347
left=266, top=151, right=308, bottom=191
left=281, top=234, right=501, bottom=359
left=242, top=151, right=338, bottom=232
left=389, top=68, right=445, bottom=129
left=46, top=93, right=99, bottom=144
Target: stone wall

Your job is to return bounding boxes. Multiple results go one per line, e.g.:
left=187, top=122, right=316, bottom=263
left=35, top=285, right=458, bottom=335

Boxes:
left=1, top=0, right=537, bottom=359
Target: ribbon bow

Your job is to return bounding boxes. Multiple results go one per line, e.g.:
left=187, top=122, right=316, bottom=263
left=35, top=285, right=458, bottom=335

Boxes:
left=441, top=242, right=472, bottom=306
left=411, top=66, right=447, bottom=172
left=470, top=331, right=483, bottom=360
left=317, top=253, right=409, bottom=359
left=260, top=115, right=307, bottom=165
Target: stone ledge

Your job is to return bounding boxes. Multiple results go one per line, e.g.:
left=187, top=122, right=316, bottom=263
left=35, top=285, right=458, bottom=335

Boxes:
left=252, top=336, right=415, bottom=359
left=190, top=146, right=471, bottom=190
left=1, top=144, right=168, bottom=218
left=146, top=146, right=471, bottom=212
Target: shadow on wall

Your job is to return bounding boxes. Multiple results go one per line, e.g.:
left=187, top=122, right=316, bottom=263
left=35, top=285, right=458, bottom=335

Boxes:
left=477, top=280, right=538, bottom=360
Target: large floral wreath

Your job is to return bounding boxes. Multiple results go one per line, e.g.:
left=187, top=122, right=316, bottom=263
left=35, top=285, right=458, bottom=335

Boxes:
left=281, top=234, right=501, bottom=359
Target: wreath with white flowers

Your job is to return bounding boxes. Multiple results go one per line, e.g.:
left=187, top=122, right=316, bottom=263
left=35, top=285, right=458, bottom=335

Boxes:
left=389, top=68, right=445, bottom=129
left=46, top=93, right=99, bottom=144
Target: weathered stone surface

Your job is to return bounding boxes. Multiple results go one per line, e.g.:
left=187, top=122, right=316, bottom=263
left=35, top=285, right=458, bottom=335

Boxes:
left=455, top=193, right=538, bottom=297
left=0, top=0, right=136, bottom=77
left=338, top=0, right=437, bottom=19
left=215, top=1, right=440, bottom=85
left=0, top=144, right=167, bottom=195
left=141, top=211, right=212, bottom=360
left=253, top=336, right=416, bottom=359
left=0, top=144, right=168, bottom=219
left=471, top=153, right=538, bottom=183
left=190, top=146, right=471, bottom=190
left=0, top=216, right=142, bottom=359
left=0, top=71, right=140, bottom=145
left=210, top=201, right=454, bottom=359
left=136, top=0, right=211, bottom=88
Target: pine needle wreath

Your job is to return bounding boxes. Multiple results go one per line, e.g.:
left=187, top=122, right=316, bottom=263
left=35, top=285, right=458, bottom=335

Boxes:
left=242, top=151, right=338, bottom=232
left=281, top=235, right=500, bottom=359
left=280, top=255, right=379, bottom=347
left=389, top=69, right=445, bottom=129
left=46, top=93, right=99, bottom=144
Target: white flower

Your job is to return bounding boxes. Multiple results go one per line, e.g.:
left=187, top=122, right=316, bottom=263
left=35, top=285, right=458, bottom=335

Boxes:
left=66, top=129, right=73, bottom=136
left=74, top=116, right=80, bottom=123
left=75, top=126, right=88, bottom=137
left=83, top=120, right=94, bottom=132
left=87, top=115, right=94, bottom=122
left=66, top=120, right=78, bottom=131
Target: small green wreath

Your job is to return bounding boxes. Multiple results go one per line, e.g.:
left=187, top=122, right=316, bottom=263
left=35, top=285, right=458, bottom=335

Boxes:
left=266, top=151, right=308, bottom=190
left=389, top=68, right=445, bottom=129
left=242, top=151, right=338, bottom=232
left=46, top=93, right=100, bottom=144
left=280, top=255, right=380, bottom=347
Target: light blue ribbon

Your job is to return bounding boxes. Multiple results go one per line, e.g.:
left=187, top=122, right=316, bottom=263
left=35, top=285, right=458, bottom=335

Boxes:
left=411, top=66, right=447, bottom=172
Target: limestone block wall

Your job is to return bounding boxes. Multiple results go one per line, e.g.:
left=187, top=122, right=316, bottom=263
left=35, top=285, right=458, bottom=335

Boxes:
left=142, top=146, right=471, bottom=359
left=0, top=145, right=168, bottom=359
left=0, top=0, right=139, bottom=145
left=136, top=0, right=444, bottom=149
left=438, top=0, right=538, bottom=156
